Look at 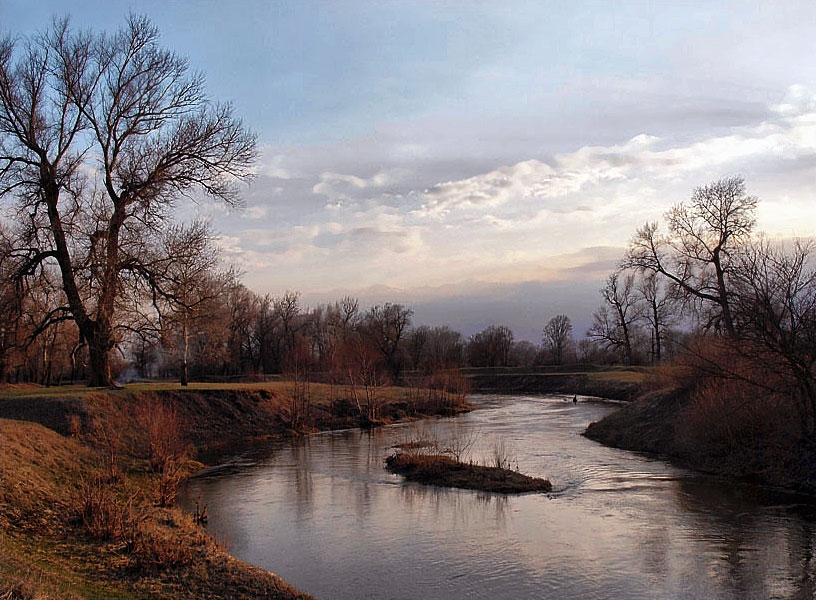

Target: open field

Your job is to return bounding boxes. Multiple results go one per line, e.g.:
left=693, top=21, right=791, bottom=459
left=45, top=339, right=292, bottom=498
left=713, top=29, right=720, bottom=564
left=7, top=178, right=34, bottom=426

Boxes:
left=461, top=364, right=653, bottom=400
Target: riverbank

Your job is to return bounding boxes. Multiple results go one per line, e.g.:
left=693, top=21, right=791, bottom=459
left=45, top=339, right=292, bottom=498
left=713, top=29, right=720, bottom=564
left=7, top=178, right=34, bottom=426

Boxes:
left=583, top=385, right=816, bottom=494
left=0, top=382, right=471, bottom=599
left=462, top=365, right=647, bottom=401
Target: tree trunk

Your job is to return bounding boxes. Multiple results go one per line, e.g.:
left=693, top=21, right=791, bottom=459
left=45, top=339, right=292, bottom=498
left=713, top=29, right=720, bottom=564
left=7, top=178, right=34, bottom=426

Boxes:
left=88, top=339, right=113, bottom=387
left=181, top=314, right=189, bottom=386
left=651, top=300, right=661, bottom=363
left=712, top=248, right=736, bottom=336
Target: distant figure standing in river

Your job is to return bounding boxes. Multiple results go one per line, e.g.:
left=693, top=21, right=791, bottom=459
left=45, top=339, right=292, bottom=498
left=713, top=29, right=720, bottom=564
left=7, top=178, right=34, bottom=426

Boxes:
left=573, top=395, right=578, bottom=403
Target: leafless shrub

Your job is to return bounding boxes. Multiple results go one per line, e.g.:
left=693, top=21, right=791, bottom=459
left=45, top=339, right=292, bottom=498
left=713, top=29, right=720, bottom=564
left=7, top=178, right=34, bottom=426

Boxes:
left=193, top=497, right=208, bottom=526
left=67, top=414, right=82, bottom=439
left=442, top=428, right=479, bottom=462
left=405, top=365, right=471, bottom=416
left=487, top=437, right=517, bottom=471
left=395, top=426, right=479, bottom=463
left=133, top=399, right=192, bottom=506
left=154, top=459, right=188, bottom=508
left=135, top=400, right=190, bottom=472
left=338, top=336, right=390, bottom=424
left=84, top=415, right=125, bottom=482
left=283, top=340, right=314, bottom=431
left=675, top=375, right=796, bottom=474
left=72, top=473, right=144, bottom=541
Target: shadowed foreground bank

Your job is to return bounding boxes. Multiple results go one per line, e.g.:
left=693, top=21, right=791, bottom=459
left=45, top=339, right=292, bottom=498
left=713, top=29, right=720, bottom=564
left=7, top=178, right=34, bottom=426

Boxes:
left=0, top=382, right=470, bottom=599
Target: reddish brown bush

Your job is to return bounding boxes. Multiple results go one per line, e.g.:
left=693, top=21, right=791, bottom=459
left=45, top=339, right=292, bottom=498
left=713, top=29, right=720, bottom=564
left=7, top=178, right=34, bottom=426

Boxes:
left=674, top=339, right=803, bottom=479
left=133, top=399, right=192, bottom=506
left=72, top=473, right=143, bottom=541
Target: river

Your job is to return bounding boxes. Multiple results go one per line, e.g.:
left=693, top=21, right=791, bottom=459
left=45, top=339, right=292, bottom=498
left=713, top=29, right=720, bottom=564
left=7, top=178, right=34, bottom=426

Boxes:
left=181, top=394, right=816, bottom=599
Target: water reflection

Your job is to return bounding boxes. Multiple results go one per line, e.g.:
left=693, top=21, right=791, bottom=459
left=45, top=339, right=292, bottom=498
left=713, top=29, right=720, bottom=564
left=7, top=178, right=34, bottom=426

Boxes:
left=181, top=395, right=816, bottom=600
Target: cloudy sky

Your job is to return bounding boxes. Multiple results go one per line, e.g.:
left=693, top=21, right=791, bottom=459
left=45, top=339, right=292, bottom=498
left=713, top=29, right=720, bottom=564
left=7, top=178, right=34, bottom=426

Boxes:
left=5, top=1, right=816, bottom=340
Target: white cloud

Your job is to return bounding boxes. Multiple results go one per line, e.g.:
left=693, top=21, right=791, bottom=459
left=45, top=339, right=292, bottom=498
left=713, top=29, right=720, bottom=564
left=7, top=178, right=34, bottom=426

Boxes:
left=243, top=205, right=269, bottom=219
left=412, top=99, right=816, bottom=220
left=312, top=169, right=408, bottom=202
left=213, top=84, right=816, bottom=309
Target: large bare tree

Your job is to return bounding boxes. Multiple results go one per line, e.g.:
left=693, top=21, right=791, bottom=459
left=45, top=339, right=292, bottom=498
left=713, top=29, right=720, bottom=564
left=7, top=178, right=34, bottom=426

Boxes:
left=625, top=176, right=756, bottom=336
left=0, top=16, right=256, bottom=385
left=731, top=239, right=816, bottom=430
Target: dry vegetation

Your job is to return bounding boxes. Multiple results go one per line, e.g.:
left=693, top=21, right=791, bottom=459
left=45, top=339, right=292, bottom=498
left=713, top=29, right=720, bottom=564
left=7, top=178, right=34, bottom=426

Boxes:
left=586, top=340, right=816, bottom=491
left=0, top=381, right=471, bottom=599
left=385, top=433, right=551, bottom=494
left=0, top=410, right=313, bottom=600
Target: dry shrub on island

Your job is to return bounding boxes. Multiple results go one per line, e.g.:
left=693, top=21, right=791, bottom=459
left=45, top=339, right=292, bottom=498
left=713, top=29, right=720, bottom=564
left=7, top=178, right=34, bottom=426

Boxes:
left=393, top=428, right=517, bottom=472
left=488, top=437, right=519, bottom=471
left=386, top=432, right=549, bottom=494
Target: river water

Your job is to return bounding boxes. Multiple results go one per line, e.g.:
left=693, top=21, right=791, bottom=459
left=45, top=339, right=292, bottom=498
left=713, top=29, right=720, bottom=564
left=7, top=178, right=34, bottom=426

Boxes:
left=181, top=394, right=816, bottom=599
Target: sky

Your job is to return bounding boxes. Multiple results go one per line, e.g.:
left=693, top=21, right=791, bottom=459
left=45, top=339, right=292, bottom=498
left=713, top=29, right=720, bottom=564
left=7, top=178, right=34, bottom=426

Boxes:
left=4, top=1, right=816, bottom=340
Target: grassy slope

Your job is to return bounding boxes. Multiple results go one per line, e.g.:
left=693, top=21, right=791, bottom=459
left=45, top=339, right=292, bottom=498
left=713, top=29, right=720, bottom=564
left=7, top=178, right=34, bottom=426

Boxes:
left=0, top=382, right=469, bottom=599
left=0, top=418, right=312, bottom=600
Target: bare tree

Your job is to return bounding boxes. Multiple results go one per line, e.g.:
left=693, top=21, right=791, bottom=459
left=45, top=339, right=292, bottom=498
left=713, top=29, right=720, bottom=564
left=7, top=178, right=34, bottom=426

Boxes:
left=542, top=314, right=573, bottom=365
left=155, top=222, right=223, bottom=386
left=636, top=273, right=674, bottom=363
left=363, top=303, right=412, bottom=381
left=0, top=16, right=255, bottom=386
left=466, top=325, right=514, bottom=367
left=425, top=326, right=465, bottom=367
left=626, top=176, right=756, bottom=336
left=510, top=340, right=539, bottom=367
left=273, top=291, right=303, bottom=357
left=730, top=239, right=816, bottom=430
left=405, top=325, right=430, bottom=371
left=588, top=271, right=639, bottom=364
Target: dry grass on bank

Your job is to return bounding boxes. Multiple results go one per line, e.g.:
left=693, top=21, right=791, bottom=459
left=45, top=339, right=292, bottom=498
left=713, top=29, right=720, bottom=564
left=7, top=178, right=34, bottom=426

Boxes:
left=0, top=381, right=471, bottom=599
left=0, top=417, right=313, bottom=600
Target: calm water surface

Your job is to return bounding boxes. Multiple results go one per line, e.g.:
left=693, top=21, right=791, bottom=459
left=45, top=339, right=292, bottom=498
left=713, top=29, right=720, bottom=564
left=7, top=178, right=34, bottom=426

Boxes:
left=181, top=395, right=816, bottom=599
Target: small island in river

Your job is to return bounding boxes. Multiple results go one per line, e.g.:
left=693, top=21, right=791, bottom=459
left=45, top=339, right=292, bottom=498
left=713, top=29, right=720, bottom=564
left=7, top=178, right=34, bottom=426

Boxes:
left=385, top=449, right=552, bottom=494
